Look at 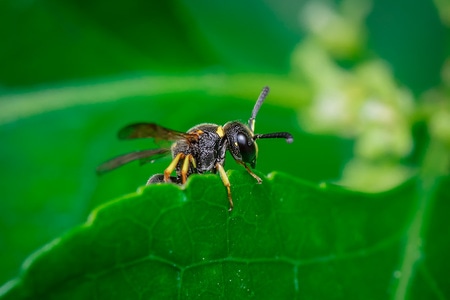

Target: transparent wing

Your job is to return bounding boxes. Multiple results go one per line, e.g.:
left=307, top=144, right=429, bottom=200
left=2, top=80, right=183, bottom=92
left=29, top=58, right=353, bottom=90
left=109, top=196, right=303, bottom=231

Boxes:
left=96, top=148, right=170, bottom=175
left=118, top=123, right=198, bottom=143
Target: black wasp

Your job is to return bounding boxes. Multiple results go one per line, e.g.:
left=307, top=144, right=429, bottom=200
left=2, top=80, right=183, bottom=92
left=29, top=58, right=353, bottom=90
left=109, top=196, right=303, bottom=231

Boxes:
left=97, top=86, right=293, bottom=211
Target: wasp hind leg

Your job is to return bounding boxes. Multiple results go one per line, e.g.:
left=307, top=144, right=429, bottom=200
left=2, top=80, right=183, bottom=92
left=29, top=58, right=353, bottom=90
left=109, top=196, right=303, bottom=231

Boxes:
left=215, top=163, right=233, bottom=211
left=147, top=174, right=179, bottom=184
left=163, top=152, right=184, bottom=182
left=147, top=153, right=196, bottom=185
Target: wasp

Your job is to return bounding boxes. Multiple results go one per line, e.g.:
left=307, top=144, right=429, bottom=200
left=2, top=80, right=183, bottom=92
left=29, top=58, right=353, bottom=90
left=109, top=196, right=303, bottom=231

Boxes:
left=97, top=86, right=293, bottom=211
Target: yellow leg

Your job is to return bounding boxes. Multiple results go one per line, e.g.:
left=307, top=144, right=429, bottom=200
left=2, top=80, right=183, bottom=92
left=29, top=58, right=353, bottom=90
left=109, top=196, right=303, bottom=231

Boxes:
left=164, top=153, right=184, bottom=182
left=181, top=154, right=193, bottom=184
left=189, top=154, right=197, bottom=169
left=238, top=161, right=262, bottom=183
left=216, top=163, right=233, bottom=211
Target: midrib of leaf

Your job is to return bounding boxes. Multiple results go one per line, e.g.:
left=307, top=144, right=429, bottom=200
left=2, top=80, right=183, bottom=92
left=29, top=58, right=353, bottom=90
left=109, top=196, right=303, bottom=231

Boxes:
left=393, top=185, right=429, bottom=300
left=393, top=139, right=449, bottom=300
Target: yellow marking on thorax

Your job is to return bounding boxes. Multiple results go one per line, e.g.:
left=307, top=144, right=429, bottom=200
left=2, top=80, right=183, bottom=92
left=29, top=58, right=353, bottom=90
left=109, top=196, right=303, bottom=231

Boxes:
left=216, top=126, right=225, bottom=137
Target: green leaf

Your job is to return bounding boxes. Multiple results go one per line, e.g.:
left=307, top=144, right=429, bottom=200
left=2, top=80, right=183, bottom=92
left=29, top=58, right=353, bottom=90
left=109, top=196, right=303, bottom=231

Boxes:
left=2, top=170, right=445, bottom=299
left=0, top=0, right=299, bottom=87
left=0, top=75, right=352, bottom=286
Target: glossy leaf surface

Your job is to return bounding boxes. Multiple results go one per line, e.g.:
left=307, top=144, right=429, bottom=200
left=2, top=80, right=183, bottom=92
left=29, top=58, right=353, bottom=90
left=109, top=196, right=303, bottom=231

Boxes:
left=2, top=171, right=447, bottom=299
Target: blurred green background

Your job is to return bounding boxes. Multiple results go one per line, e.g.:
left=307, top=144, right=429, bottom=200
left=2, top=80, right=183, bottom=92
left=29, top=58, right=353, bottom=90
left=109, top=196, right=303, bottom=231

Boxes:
left=1, top=0, right=449, bottom=290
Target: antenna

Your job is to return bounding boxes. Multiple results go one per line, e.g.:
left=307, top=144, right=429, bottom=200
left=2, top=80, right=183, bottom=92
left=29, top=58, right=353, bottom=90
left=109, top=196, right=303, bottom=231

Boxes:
left=248, top=86, right=270, bottom=132
left=249, top=86, right=294, bottom=144
left=254, top=132, right=294, bottom=143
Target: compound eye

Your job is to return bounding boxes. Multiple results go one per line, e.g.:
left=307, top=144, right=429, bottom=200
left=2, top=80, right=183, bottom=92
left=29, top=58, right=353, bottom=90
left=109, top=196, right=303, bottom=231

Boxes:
left=236, top=133, right=256, bottom=163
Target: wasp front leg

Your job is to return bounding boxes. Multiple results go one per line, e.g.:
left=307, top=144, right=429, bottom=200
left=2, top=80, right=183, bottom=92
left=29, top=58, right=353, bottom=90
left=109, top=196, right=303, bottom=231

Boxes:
left=237, top=161, right=262, bottom=183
